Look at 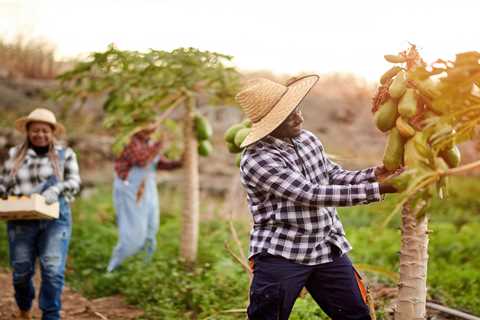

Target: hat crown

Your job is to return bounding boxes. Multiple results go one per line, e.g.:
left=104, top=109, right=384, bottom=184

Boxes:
left=235, top=78, right=287, bottom=123
left=27, top=108, right=57, bottom=124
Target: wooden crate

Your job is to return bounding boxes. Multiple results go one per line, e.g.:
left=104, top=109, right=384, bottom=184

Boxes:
left=0, top=194, right=59, bottom=220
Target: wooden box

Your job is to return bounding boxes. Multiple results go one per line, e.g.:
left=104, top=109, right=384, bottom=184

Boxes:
left=0, top=194, right=59, bottom=220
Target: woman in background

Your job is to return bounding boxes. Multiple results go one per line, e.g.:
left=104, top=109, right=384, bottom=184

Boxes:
left=0, top=108, right=81, bottom=320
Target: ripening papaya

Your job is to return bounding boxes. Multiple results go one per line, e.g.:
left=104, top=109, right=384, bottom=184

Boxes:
left=235, top=153, right=242, bottom=168
left=374, top=99, right=398, bottom=132
left=434, top=157, right=449, bottom=172
left=384, top=54, right=407, bottom=63
left=227, top=142, right=243, bottom=154
left=415, top=78, right=441, bottom=100
left=234, top=128, right=251, bottom=148
left=404, top=134, right=430, bottom=170
left=194, top=115, right=213, bottom=141
left=398, top=88, right=417, bottom=118
left=224, top=124, right=244, bottom=144
left=396, top=117, right=416, bottom=138
left=383, top=128, right=404, bottom=171
left=388, top=70, right=407, bottom=99
left=441, top=145, right=461, bottom=168
left=380, top=66, right=402, bottom=84
left=198, top=140, right=213, bottom=157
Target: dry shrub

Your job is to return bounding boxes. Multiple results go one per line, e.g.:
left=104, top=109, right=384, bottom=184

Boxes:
left=0, top=35, right=61, bottom=79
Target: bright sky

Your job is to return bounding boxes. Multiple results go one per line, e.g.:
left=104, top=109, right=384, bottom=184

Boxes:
left=1, top=0, right=479, bottom=81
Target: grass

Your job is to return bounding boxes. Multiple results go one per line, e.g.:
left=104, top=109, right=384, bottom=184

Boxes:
left=0, top=176, right=479, bottom=319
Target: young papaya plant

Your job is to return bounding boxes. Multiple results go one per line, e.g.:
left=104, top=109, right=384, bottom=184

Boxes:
left=373, top=46, right=480, bottom=320
left=53, top=44, right=240, bottom=265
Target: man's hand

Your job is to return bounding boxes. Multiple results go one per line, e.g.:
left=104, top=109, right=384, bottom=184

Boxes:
left=376, top=165, right=406, bottom=194
left=42, top=187, right=59, bottom=205
left=379, top=182, right=398, bottom=194
left=375, top=165, right=404, bottom=182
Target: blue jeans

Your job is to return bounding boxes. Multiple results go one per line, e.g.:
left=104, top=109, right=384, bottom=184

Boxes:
left=7, top=197, right=71, bottom=320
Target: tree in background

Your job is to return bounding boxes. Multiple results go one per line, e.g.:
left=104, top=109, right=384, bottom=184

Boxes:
left=54, top=45, right=240, bottom=265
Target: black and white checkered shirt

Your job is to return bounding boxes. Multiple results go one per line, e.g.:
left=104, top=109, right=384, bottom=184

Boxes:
left=240, top=130, right=381, bottom=265
left=0, top=145, right=81, bottom=202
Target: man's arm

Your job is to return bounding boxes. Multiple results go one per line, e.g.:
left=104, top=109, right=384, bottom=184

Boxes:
left=241, top=153, right=381, bottom=207
left=324, top=155, right=377, bottom=184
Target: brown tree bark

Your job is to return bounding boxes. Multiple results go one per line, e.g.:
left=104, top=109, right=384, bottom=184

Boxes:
left=180, top=97, right=200, bottom=265
left=395, top=201, right=429, bottom=320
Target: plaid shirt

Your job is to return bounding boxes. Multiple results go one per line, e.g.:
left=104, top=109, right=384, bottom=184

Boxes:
left=0, top=145, right=81, bottom=202
left=114, top=135, right=162, bottom=180
left=240, top=130, right=381, bottom=265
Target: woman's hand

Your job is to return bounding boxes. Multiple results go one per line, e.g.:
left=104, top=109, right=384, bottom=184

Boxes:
left=42, top=187, right=60, bottom=205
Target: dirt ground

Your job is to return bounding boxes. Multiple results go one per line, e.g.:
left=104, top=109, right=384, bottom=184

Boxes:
left=0, top=270, right=144, bottom=320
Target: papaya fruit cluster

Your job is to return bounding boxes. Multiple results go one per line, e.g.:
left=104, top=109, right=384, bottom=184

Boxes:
left=194, top=114, right=214, bottom=157
left=223, top=119, right=252, bottom=167
left=374, top=51, right=462, bottom=193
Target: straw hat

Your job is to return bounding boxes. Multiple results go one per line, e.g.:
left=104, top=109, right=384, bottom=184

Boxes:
left=15, top=108, right=65, bottom=136
left=235, top=74, right=319, bottom=148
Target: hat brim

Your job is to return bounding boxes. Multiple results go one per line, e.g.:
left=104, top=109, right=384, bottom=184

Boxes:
left=240, top=74, right=319, bottom=148
left=15, top=117, right=66, bottom=136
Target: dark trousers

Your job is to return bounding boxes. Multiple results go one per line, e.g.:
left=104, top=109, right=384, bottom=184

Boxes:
left=248, top=251, right=371, bottom=320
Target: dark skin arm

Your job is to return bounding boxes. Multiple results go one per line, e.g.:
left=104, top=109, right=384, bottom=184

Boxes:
left=375, top=165, right=403, bottom=194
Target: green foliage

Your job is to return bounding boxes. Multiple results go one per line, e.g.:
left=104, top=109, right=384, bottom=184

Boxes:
left=0, top=177, right=479, bottom=318
left=53, top=44, right=240, bottom=154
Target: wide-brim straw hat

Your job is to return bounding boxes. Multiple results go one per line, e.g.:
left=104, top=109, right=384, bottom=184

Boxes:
left=235, top=74, right=319, bottom=148
left=15, top=108, right=65, bottom=136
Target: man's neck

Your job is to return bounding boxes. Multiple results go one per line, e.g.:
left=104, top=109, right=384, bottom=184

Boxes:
left=270, top=135, right=293, bottom=145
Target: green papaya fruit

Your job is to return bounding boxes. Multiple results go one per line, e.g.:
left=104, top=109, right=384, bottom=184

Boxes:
left=380, top=66, right=402, bottom=84
left=441, top=145, right=461, bottom=168
left=198, top=140, right=213, bottom=157
left=398, top=88, right=417, bottom=118
left=242, top=119, right=252, bottom=128
left=404, top=133, right=429, bottom=170
left=396, top=116, right=416, bottom=138
left=235, top=153, right=242, bottom=167
left=383, top=128, right=404, bottom=171
left=224, top=124, right=244, bottom=144
left=234, top=128, right=251, bottom=148
left=194, top=115, right=213, bottom=141
left=374, top=99, right=398, bottom=132
left=227, top=142, right=243, bottom=154
left=388, top=70, right=407, bottom=99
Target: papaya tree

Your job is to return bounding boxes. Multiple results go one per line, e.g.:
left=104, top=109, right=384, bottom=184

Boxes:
left=373, top=46, right=480, bottom=319
left=54, top=44, right=240, bottom=265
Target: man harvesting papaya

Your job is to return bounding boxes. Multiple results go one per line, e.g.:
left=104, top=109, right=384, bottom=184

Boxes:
left=235, top=75, right=398, bottom=320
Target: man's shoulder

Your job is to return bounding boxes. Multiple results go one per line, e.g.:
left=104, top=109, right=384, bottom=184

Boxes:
left=299, top=130, right=322, bottom=146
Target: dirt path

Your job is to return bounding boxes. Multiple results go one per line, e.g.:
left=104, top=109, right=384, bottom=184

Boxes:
left=0, top=270, right=144, bottom=320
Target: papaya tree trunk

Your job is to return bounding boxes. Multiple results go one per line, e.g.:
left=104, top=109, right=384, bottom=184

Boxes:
left=395, top=202, right=429, bottom=320
left=180, top=96, right=200, bottom=265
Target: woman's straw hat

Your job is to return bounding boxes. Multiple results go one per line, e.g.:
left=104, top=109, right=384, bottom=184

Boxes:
left=15, top=108, right=65, bottom=136
left=235, top=74, right=319, bottom=148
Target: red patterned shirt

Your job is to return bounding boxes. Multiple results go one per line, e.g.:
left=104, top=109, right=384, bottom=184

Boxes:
left=114, top=133, right=162, bottom=180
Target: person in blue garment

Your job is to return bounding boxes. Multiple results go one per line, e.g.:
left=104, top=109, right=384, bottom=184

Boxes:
left=107, top=126, right=182, bottom=272
left=0, top=108, right=81, bottom=320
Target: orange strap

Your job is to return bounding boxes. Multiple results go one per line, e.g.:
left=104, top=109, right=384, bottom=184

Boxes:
left=353, top=268, right=368, bottom=305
